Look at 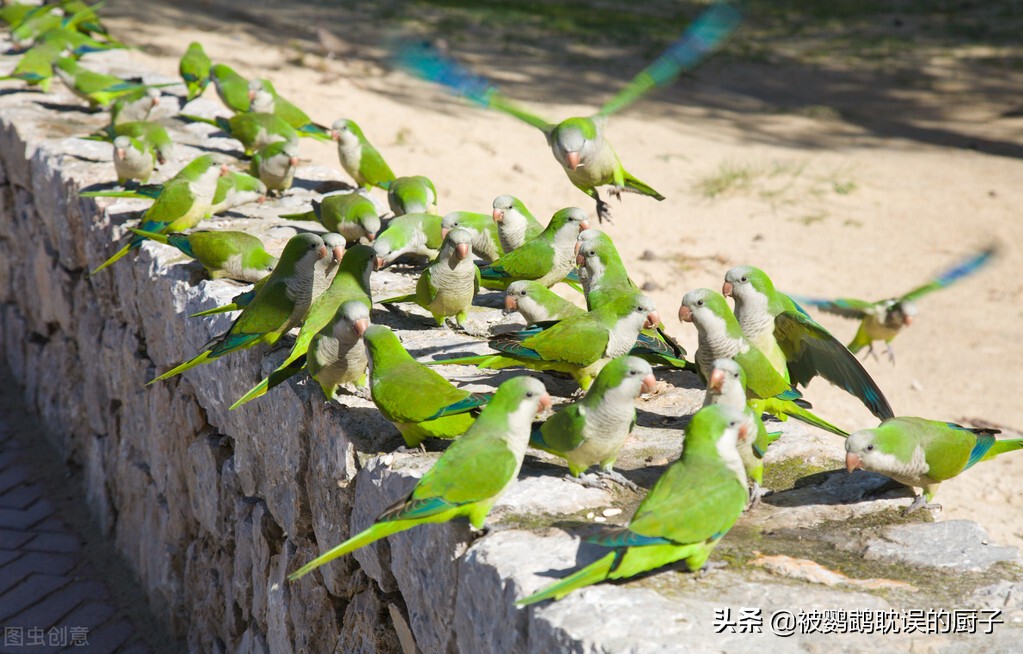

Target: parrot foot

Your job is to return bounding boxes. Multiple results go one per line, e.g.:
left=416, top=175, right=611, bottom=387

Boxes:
left=697, top=560, right=728, bottom=577
left=595, top=199, right=614, bottom=224
left=746, top=483, right=770, bottom=510
left=863, top=345, right=878, bottom=362
left=348, top=384, right=372, bottom=400
left=596, top=470, right=639, bottom=492
left=886, top=344, right=896, bottom=365
left=564, top=473, right=608, bottom=490
left=904, top=494, right=941, bottom=515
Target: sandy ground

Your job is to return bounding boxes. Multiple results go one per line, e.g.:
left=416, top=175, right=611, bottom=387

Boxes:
left=89, top=1, right=1023, bottom=546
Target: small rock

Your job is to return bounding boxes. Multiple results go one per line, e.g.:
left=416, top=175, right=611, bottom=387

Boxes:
left=593, top=516, right=606, bottom=523
left=602, top=508, right=622, bottom=517
left=586, top=512, right=595, bottom=520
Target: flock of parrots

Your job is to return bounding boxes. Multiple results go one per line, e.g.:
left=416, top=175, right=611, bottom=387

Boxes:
left=2, top=1, right=1019, bottom=608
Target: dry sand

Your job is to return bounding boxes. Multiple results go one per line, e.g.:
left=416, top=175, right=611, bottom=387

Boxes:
left=96, top=1, right=1023, bottom=547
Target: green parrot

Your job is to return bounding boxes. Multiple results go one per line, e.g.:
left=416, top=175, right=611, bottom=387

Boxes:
left=229, top=244, right=375, bottom=409
left=207, top=171, right=268, bottom=215
left=248, top=79, right=331, bottom=140
left=441, top=211, right=502, bottom=262
left=288, top=375, right=551, bottom=581
left=387, top=175, right=437, bottom=216
left=379, top=228, right=480, bottom=327
left=504, top=280, right=583, bottom=326
left=679, top=288, right=848, bottom=437
left=330, top=118, right=395, bottom=190
left=395, top=3, right=742, bottom=221
left=796, top=245, right=997, bottom=363
left=846, top=417, right=1022, bottom=513
left=249, top=139, right=299, bottom=195
left=478, top=207, right=589, bottom=291
left=517, top=403, right=750, bottom=605
left=531, top=355, right=655, bottom=485
left=125, top=229, right=278, bottom=283
left=703, top=358, right=781, bottom=506
left=0, top=40, right=61, bottom=91
left=575, top=230, right=691, bottom=370
left=179, top=42, right=211, bottom=102
left=372, top=212, right=443, bottom=268
left=209, top=63, right=251, bottom=113
left=110, top=87, right=161, bottom=125
left=90, top=155, right=228, bottom=275
left=53, top=57, right=172, bottom=108
left=280, top=193, right=382, bottom=244
left=82, top=120, right=174, bottom=165
left=363, top=325, right=495, bottom=446
left=149, top=233, right=329, bottom=383
left=492, top=194, right=544, bottom=253
left=112, top=135, right=154, bottom=185
left=178, top=111, right=298, bottom=156
left=723, top=266, right=894, bottom=421
left=435, top=293, right=660, bottom=390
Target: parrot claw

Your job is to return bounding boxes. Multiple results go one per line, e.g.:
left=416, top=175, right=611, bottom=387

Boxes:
left=564, top=473, right=607, bottom=490
left=595, top=199, right=614, bottom=224
left=349, top=384, right=372, bottom=400
left=886, top=344, right=896, bottom=365
left=697, top=560, right=728, bottom=577
left=904, top=495, right=941, bottom=515
left=597, top=469, right=640, bottom=492
left=746, top=483, right=769, bottom=510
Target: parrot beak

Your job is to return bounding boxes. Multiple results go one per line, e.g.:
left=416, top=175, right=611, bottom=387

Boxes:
left=492, top=209, right=503, bottom=223
left=330, top=130, right=340, bottom=141
left=504, top=294, right=518, bottom=313
left=576, top=253, right=586, bottom=267
left=316, top=245, right=329, bottom=260
left=219, top=164, right=231, bottom=177
left=247, top=88, right=256, bottom=101
left=737, top=421, right=750, bottom=443
left=579, top=220, right=590, bottom=231
left=288, top=156, right=300, bottom=168
left=845, top=452, right=863, bottom=473
left=678, top=305, right=693, bottom=323
left=574, top=240, right=582, bottom=256
left=708, top=369, right=725, bottom=393
left=644, top=311, right=660, bottom=330
left=641, top=373, right=657, bottom=395
left=903, top=315, right=914, bottom=326
left=565, top=151, right=581, bottom=170
left=115, top=147, right=125, bottom=159
left=374, top=256, right=386, bottom=271
left=151, top=95, right=160, bottom=106
left=365, top=232, right=375, bottom=242
left=537, top=392, right=553, bottom=413
left=332, top=245, right=346, bottom=263
left=353, top=318, right=370, bottom=337
left=256, top=195, right=267, bottom=204
left=722, top=281, right=733, bottom=297
left=441, top=227, right=450, bottom=240
left=455, top=243, right=470, bottom=260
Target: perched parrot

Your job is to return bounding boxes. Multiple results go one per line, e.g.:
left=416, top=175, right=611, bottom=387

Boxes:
left=179, top=41, right=211, bottom=102
left=230, top=244, right=375, bottom=409
left=82, top=120, right=174, bottom=165
left=149, top=233, right=329, bottom=383
left=125, top=229, right=278, bottom=283
left=479, top=207, right=589, bottom=291
left=112, top=135, right=154, bottom=185
left=280, top=192, right=382, bottom=244
left=109, top=87, right=161, bottom=125
left=531, top=355, right=655, bottom=485
left=379, top=228, right=480, bottom=327
left=517, top=403, right=749, bottom=605
left=441, top=211, right=502, bottom=263
left=363, top=325, right=494, bottom=446
left=248, top=79, right=331, bottom=140
left=395, top=3, right=742, bottom=221
left=53, top=57, right=172, bottom=108
left=249, top=139, right=300, bottom=195
left=703, top=358, right=780, bottom=506
left=387, top=175, right=437, bottom=216
left=723, top=266, right=894, bottom=421
left=207, top=171, right=268, bottom=216
left=576, top=230, right=691, bottom=370
left=679, top=288, right=848, bottom=437
left=796, top=245, right=998, bottom=363
left=209, top=63, right=251, bottom=113
left=178, top=111, right=298, bottom=156
left=492, top=194, right=544, bottom=253
left=373, top=212, right=443, bottom=267
left=90, top=155, right=228, bottom=275
left=0, top=40, right=61, bottom=91
left=504, top=280, right=583, bottom=326
left=846, top=417, right=1022, bottom=513
left=434, top=293, right=660, bottom=390
left=330, top=118, right=395, bottom=190
left=288, top=375, right=551, bottom=580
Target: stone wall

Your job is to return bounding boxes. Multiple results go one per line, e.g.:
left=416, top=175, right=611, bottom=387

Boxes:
left=1, top=47, right=1021, bottom=653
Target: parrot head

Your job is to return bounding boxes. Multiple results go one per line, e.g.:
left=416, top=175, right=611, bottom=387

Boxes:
left=339, top=299, right=371, bottom=338
left=686, top=404, right=751, bottom=460
left=708, top=358, right=747, bottom=395
left=330, top=118, right=364, bottom=144
left=679, top=288, right=733, bottom=330
left=492, top=194, right=520, bottom=223
left=550, top=117, right=599, bottom=171
left=886, top=300, right=918, bottom=329
left=441, top=227, right=473, bottom=261
left=845, top=428, right=891, bottom=474
left=722, top=265, right=775, bottom=307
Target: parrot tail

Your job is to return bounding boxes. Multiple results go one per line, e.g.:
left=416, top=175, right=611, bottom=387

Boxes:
left=425, top=354, right=520, bottom=370
left=279, top=210, right=316, bottom=222
left=127, top=227, right=171, bottom=246
left=517, top=552, right=618, bottom=606
left=297, top=124, right=332, bottom=141
left=190, top=304, right=239, bottom=318
left=231, top=352, right=307, bottom=410
left=89, top=242, right=135, bottom=276
left=378, top=294, right=414, bottom=305
left=147, top=350, right=213, bottom=384
left=757, top=397, right=848, bottom=438
left=79, top=189, right=148, bottom=199
left=230, top=376, right=271, bottom=411
left=622, top=172, right=665, bottom=201
left=288, top=521, right=410, bottom=581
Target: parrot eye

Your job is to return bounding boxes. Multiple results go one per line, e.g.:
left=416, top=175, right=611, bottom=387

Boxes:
left=525, top=391, right=535, bottom=398
left=740, top=275, right=748, bottom=283
left=866, top=444, right=874, bottom=451
left=696, top=300, right=704, bottom=307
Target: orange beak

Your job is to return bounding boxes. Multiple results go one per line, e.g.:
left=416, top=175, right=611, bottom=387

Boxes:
left=846, top=452, right=863, bottom=473
left=678, top=305, right=693, bottom=323
left=317, top=245, right=329, bottom=260
left=332, top=245, right=346, bottom=263
left=219, top=164, right=231, bottom=177
left=492, top=209, right=503, bottom=223
left=903, top=315, right=913, bottom=326
left=641, top=373, right=657, bottom=394
left=504, top=295, right=518, bottom=313
left=579, top=220, right=590, bottom=231
left=455, top=243, right=470, bottom=260
left=151, top=95, right=160, bottom=106
left=115, top=148, right=125, bottom=159
left=374, top=256, right=386, bottom=271
left=565, top=151, right=581, bottom=170
left=354, top=318, right=370, bottom=337
left=644, top=311, right=660, bottom=330
left=441, top=227, right=450, bottom=240
left=576, top=253, right=586, bottom=267
left=365, top=232, right=375, bottom=242
left=247, top=88, right=256, bottom=101
left=722, top=281, right=733, bottom=297
left=256, top=195, right=267, bottom=204
left=288, top=156, right=300, bottom=168
left=708, top=369, right=725, bottom=393
left=737, top=421, right=750, bottom=443
left=330, top=130, right=340, bottom=141
left=574, top=240, right=582, bottom=255
left=538, top=392, right=553, bottom=413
